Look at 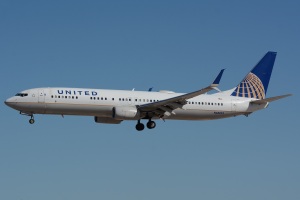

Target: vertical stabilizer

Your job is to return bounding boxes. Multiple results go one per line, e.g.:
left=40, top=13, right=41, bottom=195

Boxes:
left=231, top=51, right=277, bottom=99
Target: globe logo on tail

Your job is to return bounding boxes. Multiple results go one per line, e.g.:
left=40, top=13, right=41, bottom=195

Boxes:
left=231, top=72, right=265, bottom=99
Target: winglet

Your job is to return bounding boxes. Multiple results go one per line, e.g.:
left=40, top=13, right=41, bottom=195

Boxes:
left=212, top=69, right=225, bottom=86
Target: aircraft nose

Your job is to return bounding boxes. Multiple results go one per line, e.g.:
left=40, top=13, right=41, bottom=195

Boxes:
left=4, top=97, right=15, bottom=107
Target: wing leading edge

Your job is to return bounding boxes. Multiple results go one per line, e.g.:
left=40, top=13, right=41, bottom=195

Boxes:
left=137, top=69, right=225, bottom=117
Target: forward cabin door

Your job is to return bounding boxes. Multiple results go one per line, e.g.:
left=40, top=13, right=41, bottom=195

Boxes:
left=38, top=89, right=45, bottom=103
left=38, top=89, right=46, bottom=113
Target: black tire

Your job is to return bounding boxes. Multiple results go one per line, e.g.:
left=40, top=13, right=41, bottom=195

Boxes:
left=29, top=119, right=35, bottom=124
left=136, top=123, right=144, bottom=131
left=147, top=121, right=156, bottom=129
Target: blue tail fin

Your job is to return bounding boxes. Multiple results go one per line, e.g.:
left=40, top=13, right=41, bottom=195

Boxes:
left=231, top=51, right=277, bottom=99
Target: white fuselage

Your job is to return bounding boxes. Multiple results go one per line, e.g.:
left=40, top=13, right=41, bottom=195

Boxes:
left=5, top=87, right=267, bottom=121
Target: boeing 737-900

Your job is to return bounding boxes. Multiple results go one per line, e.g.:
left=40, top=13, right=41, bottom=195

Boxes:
left=5, top=52, right=291, bottom=131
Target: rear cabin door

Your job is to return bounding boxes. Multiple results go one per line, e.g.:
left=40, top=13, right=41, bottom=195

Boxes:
left=231, top=100, right=237, bottom=112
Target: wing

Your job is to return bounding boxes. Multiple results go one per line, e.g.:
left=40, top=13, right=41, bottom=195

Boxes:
left=137, top=69, right=225, bottom=118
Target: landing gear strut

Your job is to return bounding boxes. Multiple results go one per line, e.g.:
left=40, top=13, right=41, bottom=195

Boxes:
left=20, top=112, right=35, bottom=124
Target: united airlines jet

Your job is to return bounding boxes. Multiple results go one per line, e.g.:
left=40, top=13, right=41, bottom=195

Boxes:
left=5, top=52, right=291, bottom=131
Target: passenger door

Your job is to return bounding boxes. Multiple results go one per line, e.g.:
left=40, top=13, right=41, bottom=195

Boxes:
left=38, top=89, right=45, bottom=103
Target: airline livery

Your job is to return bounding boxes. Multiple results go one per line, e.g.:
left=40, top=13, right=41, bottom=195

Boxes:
left=5, top=52, right=291, bottom=131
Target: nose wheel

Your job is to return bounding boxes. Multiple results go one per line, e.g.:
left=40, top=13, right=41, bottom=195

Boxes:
left=29, top=115, right=35, bottom=124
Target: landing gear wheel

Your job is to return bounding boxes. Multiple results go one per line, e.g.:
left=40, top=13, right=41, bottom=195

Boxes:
left=29, top=119, right=35, bottom=124
left=136, top=123, right=144, bottom=131
left=147, top=121, right=156, bottom=129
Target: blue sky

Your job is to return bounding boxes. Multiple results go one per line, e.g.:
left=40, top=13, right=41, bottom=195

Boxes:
left=0, top=1, right=299, bottom=199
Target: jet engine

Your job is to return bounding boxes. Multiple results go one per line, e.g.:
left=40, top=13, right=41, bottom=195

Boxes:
left=94, top=116, right=122, bottom=124
left=112, top=106, right=140, bottom=120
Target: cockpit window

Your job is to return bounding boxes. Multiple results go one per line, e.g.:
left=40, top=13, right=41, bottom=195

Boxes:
left=15, top=93, right=28, bottom=97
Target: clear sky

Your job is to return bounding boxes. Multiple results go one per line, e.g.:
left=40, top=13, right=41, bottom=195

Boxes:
left=1, top=1, right=299, bottom=200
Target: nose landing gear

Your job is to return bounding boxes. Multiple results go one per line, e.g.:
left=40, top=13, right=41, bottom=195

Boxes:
left=29, top=116, right=35, bottom=124
left=20, top=112, right=35, bottom=124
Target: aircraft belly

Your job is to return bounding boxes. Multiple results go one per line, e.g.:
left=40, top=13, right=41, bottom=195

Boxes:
left=166, top=109, right=236, bottom=120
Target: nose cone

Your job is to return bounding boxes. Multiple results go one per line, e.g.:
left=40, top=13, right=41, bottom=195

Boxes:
left=4, top=97, right=15, bottom=108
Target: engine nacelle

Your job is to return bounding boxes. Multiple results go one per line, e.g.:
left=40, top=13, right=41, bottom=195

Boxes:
left=94, top=116, right=122, bottom=124
left=112, top=106, right=140, bottom=120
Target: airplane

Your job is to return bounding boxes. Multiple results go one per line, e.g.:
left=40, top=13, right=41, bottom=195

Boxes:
left=4, top=51, right=291, bottom=131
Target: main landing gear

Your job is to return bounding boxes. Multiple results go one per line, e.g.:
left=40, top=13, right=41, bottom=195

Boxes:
left=136, top=119, right=156, bottom=131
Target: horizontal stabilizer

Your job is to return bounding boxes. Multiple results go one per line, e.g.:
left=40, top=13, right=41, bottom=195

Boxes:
left=251, top=94, right=292, bottom=104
